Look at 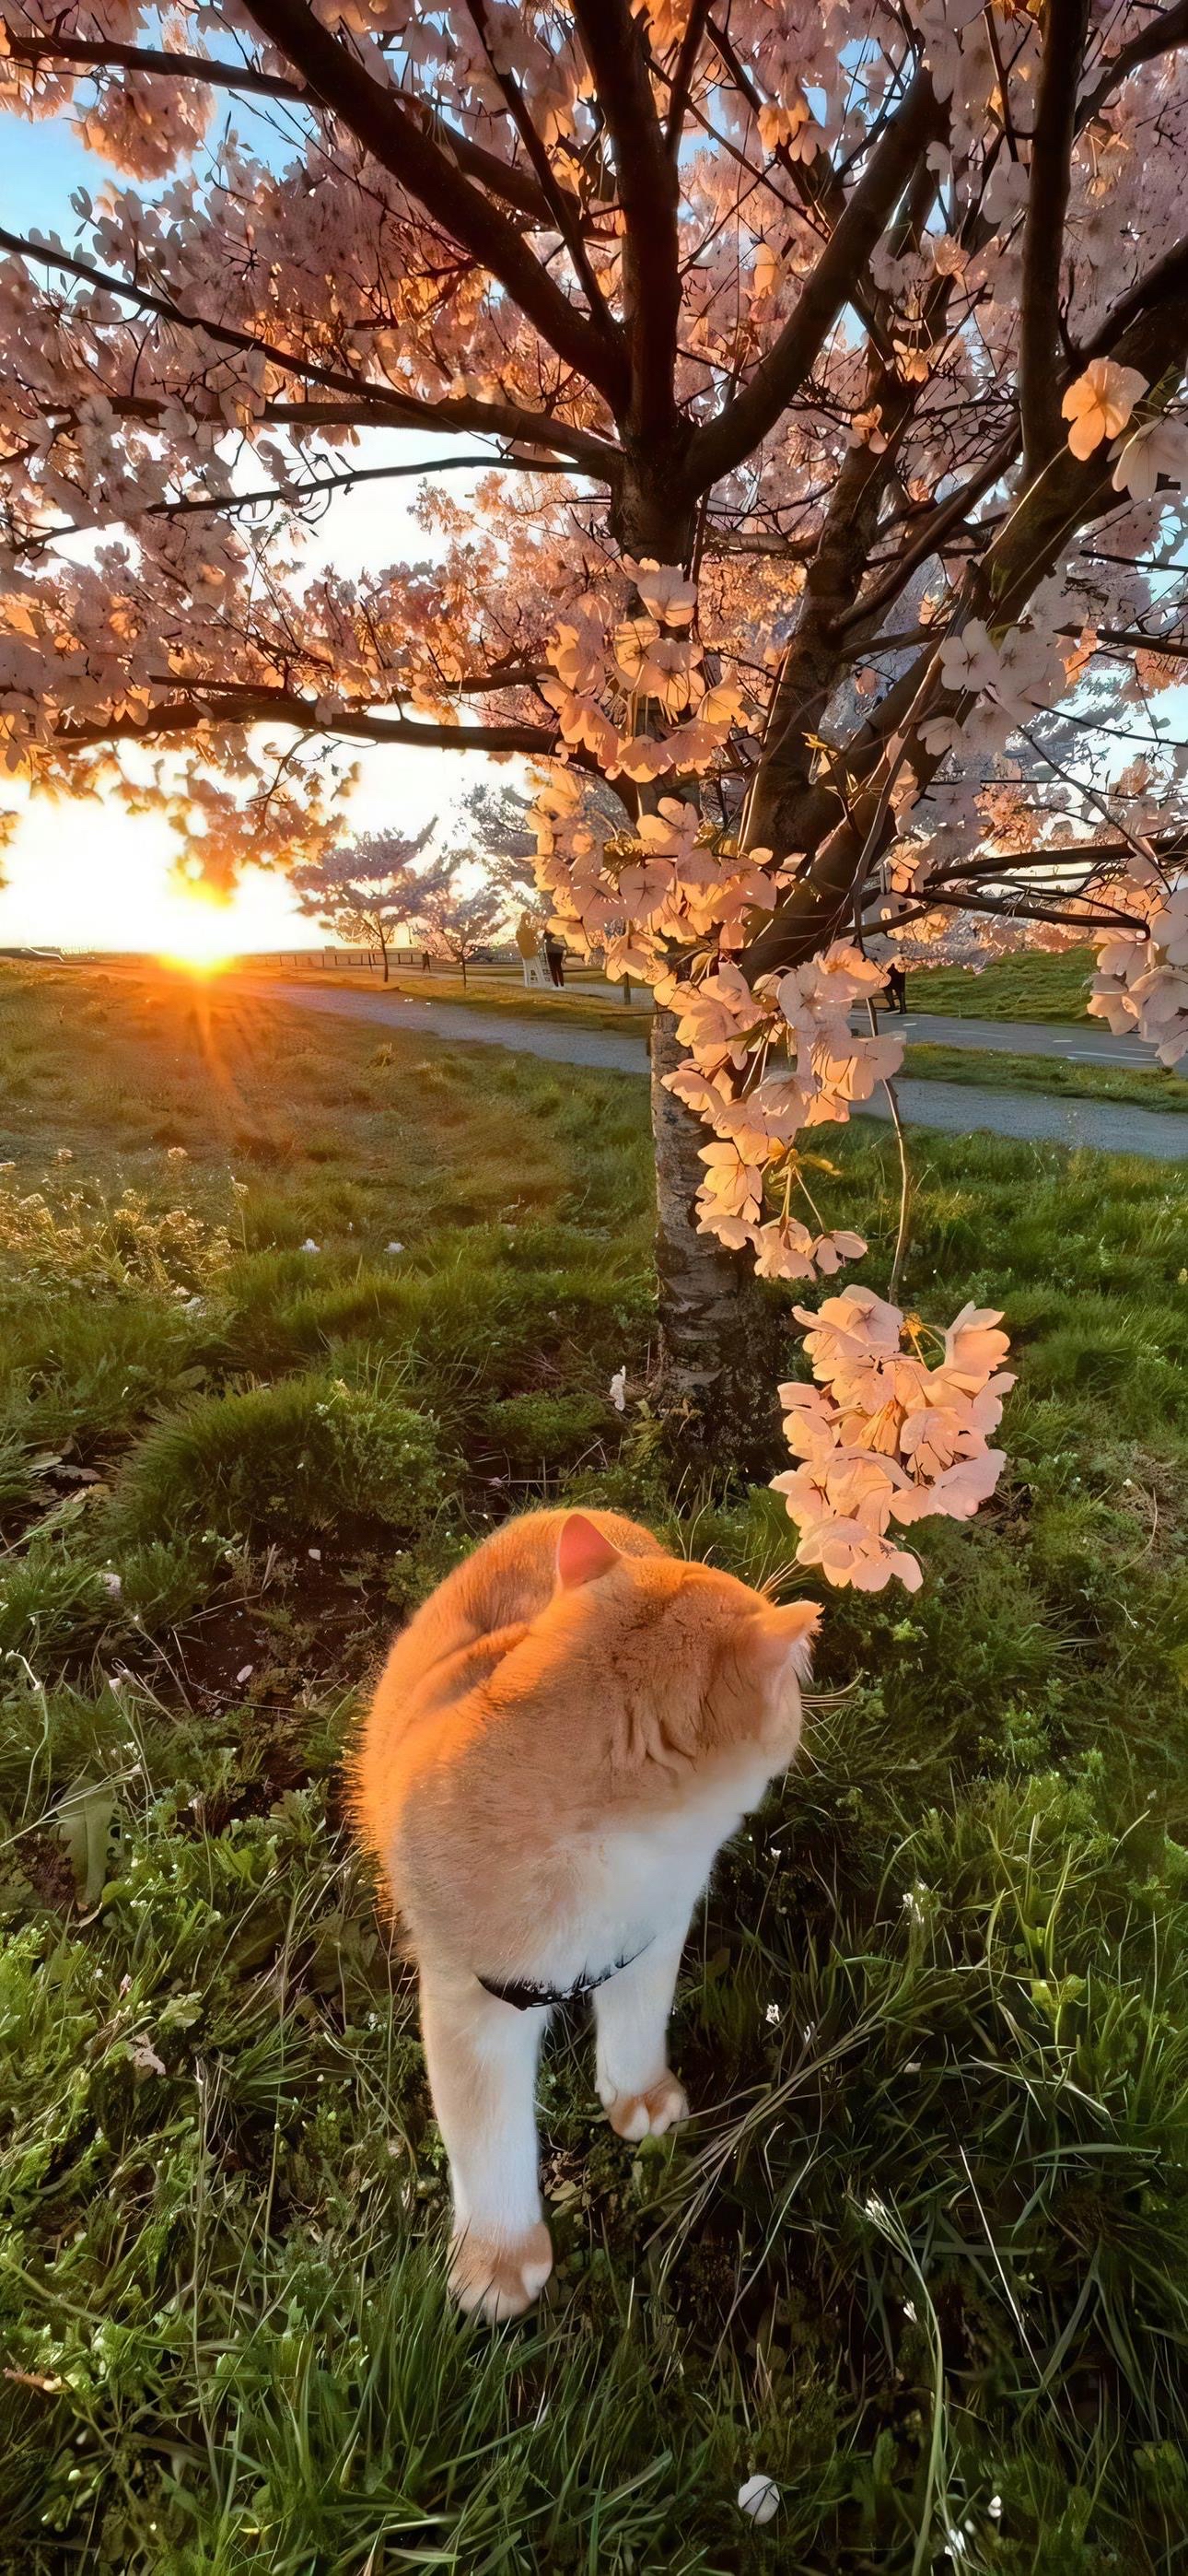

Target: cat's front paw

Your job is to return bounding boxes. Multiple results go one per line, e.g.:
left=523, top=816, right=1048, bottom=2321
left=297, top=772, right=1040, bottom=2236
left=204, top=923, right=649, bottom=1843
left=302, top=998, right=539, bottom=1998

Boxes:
left=600, top=2072, right=690, bottom=2141
left=448, top=2221, right=553, bottom=2323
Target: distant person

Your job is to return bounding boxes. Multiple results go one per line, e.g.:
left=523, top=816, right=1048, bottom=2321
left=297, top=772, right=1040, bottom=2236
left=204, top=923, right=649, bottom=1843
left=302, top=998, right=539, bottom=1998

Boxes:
left=422, top=949, right=432, bottom=973
left=866, top=932, right=907, bottom=1017
left=516, top=913, right=546, bottom=988
left=543, top=930, right=565, bottom=989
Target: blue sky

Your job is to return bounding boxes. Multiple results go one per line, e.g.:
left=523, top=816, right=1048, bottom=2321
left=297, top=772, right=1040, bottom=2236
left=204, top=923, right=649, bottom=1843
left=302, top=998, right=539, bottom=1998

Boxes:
left=6, top=110, right=99, bottom=225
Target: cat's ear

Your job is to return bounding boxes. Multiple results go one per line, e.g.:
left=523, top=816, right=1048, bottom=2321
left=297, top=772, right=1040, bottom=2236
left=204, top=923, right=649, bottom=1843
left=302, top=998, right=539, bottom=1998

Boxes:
left=749, top=1599, right=821, bottom=1685
left=555, top=1512, right=623, bottom=1590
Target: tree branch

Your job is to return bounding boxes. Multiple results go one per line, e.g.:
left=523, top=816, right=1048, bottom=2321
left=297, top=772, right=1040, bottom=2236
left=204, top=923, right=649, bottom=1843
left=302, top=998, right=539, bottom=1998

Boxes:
left=739, top=233, right=1188, bottom=981
left=0, top=226, right=620, bottom=474
left=571, top=0, right=681, bottom=447
left=13, top=451, right=589, bottom=553
left=405, top=101, right=589, bottom=229
left=891, top=886, right=1141, bottom=934
left=705, top=15, right=844, bottom=231
left=1019, top=0, right=1089, bottom=474
left=0, top=26, right=306, bottom=98
left=1083, top=233, right=1188, bottom=356
left=684, top=66, right=940, bottom=495
left=460, top=0, right=621, bottom=345
left=3, top=21, right=598, bottom=231
left=1077, top=0, right=1188, bottom=128
left=46, top=689, right=560, bottom=757
left=1088, top=627, right=1188, bottom=659
left=666, top=0, right=710, bottom=153
left=839, top=428, right=1019, bottom=638
left=241, top=0, right=628, bottom=406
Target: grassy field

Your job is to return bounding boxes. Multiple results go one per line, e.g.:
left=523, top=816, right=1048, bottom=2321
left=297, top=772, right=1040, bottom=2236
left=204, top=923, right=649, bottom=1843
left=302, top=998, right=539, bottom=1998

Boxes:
left=905, top=948, right=1097, bottom=1023
left=2, top=962, right=1188, bottom=2574
left=903, top=1041, right=1188, bottom=1114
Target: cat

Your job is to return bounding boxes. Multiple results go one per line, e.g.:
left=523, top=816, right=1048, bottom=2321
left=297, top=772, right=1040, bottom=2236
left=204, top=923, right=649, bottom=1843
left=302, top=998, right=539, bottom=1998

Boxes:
left=353, top=1505, right=820, bottom=2322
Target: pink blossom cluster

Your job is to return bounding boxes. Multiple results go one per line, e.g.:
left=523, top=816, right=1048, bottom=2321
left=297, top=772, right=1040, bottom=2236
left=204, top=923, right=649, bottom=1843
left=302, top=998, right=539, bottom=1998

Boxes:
left=1089, top=872, right=1188, bottom=1068
left=772, top=1291, right=1015, bottom=1591
left=644, top=947, right=905, bottom=1283
left=534, top=695, right=910, bottom=1284
left=921, top=589, right=1070, bottom=765
left=539, top=569, right=754, bottom=790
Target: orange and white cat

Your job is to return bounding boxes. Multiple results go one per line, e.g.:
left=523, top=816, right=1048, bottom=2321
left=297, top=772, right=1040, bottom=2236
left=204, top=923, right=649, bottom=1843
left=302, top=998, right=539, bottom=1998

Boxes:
left=354, top=1506, right=819, bottom=2322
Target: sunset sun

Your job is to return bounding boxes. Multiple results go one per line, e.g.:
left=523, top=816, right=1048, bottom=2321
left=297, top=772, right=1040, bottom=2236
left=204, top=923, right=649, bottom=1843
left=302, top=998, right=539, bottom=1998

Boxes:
left=157, top=893, right=240, bottom=974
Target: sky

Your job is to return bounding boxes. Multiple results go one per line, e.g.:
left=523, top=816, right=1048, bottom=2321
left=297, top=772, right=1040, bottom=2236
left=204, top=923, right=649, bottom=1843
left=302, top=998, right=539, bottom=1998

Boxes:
left=0, top=99, right=512, bottom=956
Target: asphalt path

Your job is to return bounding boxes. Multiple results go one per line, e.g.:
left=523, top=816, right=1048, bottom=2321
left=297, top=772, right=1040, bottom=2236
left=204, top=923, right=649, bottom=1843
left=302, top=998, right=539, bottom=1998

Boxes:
left=234, top=978, right=1188, bottom=1163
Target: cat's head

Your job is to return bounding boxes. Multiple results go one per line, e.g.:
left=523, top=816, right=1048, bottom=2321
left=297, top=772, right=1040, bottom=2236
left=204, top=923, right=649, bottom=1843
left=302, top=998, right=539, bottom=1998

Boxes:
left=553, top=1510, right=821, bottom=1771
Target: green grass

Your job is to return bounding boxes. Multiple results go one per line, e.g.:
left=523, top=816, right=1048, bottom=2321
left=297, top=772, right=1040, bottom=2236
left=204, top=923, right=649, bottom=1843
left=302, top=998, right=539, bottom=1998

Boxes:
left=903, top=1041, right=1188, bottom=1113
left=907, top=946, right=1097, bottom=1023
left=2, top=962, right=1188, bottom=2572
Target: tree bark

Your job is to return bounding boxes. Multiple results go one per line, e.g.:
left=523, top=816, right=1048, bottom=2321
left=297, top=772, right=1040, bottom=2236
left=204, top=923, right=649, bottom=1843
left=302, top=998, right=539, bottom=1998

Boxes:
left=649, top=1009, right=784, bottom=1474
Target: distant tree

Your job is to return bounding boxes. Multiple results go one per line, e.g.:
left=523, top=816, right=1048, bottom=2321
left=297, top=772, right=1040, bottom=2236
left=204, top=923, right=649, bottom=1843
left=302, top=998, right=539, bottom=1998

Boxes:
left=290, top=825, right=440, bottom=980
left=461, top=779, right=625, bottom=922
left=459, top=784, right=540, bottom=911
left=421, top=870, right=507, bottom=988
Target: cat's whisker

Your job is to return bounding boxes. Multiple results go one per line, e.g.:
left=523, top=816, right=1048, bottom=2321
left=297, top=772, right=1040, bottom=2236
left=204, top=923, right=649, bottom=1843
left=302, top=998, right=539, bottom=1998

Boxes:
left=800, top=1678, right=862, bottom=1713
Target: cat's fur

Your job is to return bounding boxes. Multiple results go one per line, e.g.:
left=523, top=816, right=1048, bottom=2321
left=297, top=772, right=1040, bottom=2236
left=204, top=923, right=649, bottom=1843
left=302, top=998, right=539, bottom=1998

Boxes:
left=353, top=1505, right=820, bottom=2321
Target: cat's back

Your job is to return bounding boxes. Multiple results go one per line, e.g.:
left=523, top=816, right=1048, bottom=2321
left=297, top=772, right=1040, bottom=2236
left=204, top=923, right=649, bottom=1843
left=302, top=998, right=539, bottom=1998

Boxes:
left=379, top=1505, right=661, bottom=1687
left=353, top=1506, right=663, bottom=1870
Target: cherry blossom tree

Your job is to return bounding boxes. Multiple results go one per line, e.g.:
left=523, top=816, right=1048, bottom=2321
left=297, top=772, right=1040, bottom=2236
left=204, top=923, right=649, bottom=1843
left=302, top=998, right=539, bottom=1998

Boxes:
left=420, top=867, right=506, bottom=985
left=291, top=819, right=438, bottom=978
left=4, top=0, right=1188, bottom=1585
left=460, top=775, right=623, bottom=924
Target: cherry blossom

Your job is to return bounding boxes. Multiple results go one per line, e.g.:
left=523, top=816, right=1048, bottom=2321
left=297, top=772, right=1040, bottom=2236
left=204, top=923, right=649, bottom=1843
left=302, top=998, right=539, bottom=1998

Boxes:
left=1061, top=361, right=1148, bottom=460
left=1089, top=881, right=1188, bottom=1066
left=772, top=1292, right=1014, bottom=1590
left=1110, top=417, right=1188, bottom=501
left=2, top=1, right=1188, bottom=1587
left=621, top=559, right=698, bottom=628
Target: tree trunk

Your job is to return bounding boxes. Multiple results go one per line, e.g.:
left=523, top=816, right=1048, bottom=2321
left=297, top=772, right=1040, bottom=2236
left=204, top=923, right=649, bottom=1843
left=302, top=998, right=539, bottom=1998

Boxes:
left=378, top=929, right=390, bottom=983
left=650, top=1009, right=785, bottom=1477
left=615, top=451, right=784, bottom=1475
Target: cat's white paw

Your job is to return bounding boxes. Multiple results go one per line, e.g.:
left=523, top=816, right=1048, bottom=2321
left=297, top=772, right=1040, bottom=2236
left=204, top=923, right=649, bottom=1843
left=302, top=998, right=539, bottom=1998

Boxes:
left=448, top=2222, right=553, bottom=2322
left=600, top=2072, right=690, bottom=2141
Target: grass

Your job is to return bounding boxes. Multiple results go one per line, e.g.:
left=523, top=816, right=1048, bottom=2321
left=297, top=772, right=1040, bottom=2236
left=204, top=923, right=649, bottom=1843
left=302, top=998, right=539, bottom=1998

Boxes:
left=2, top=961, right=1188, bottom=2572
left=903, top=1041, right=1188, bottom=1114
left=906, top=947, right=1097, bottom=1022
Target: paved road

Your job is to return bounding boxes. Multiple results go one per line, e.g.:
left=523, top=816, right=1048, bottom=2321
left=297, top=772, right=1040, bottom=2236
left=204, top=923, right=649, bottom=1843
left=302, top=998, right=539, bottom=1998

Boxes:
left=891, top=1009, right=1156, bottom=1070
left=236, top=978, right=1188, bottom=1163
left=418, top=973, right=1157, bottom=1071
left=523, top=987, right=1158, bottom=1075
